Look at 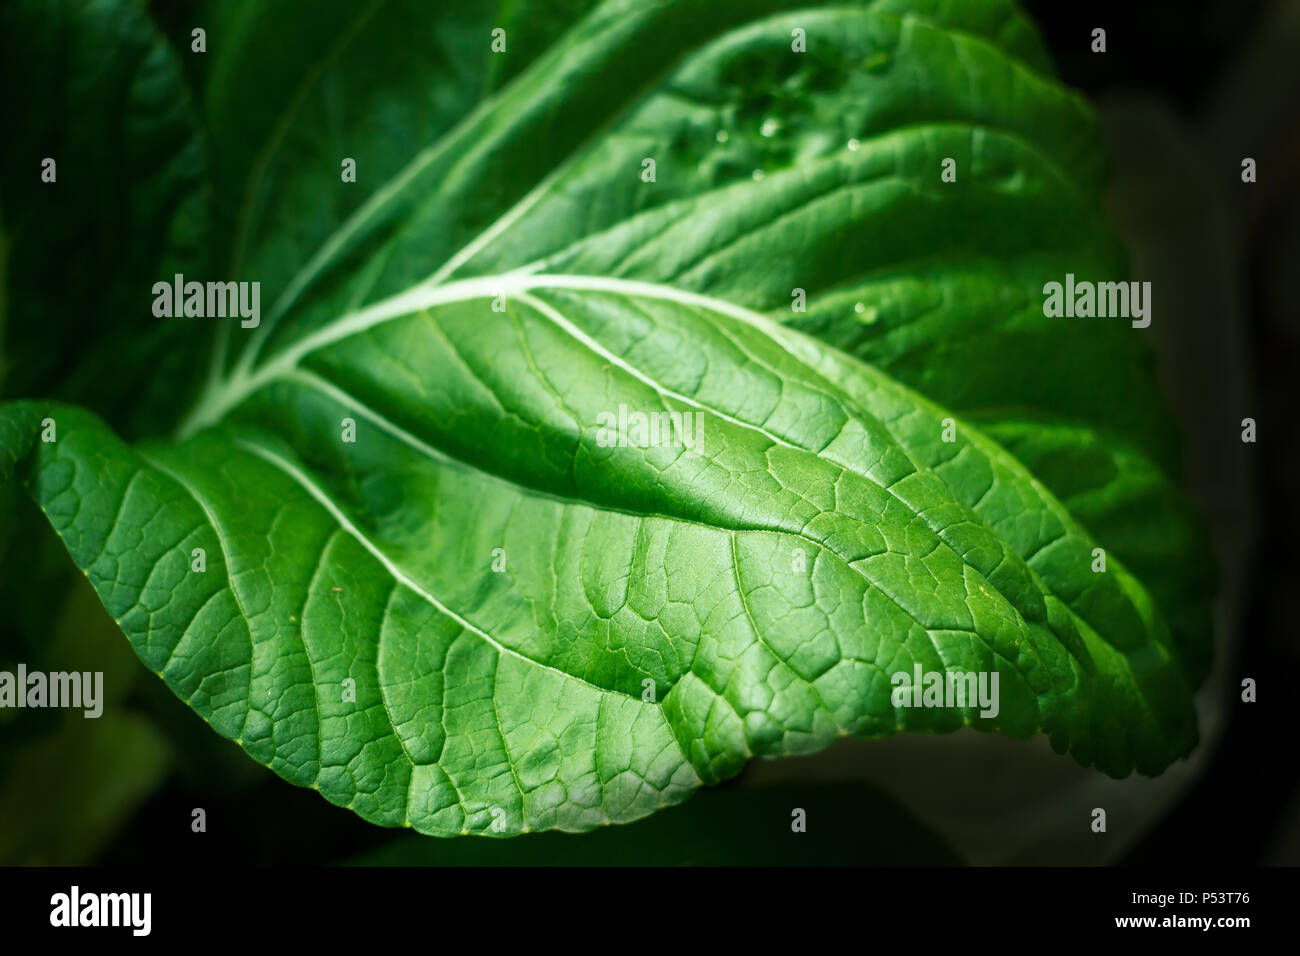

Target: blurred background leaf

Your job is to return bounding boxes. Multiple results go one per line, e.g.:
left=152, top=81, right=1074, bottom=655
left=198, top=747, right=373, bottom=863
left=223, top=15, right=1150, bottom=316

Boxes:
left=0, top=575, right=170, bottom=865
left=0, top=0, right=210, bottom=439
left=0, top=712, right=170, bottom=865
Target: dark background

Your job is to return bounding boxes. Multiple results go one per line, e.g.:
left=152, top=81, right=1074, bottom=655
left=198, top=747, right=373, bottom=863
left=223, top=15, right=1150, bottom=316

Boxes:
left=1024, top=0, right=1298, bottom=865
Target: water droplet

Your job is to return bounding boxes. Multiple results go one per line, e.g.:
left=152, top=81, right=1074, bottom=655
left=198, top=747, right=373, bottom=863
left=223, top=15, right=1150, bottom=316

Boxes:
left=715, top=129, right=729, bottom=143
left=760, top=118, right=780, bottom=138
left=752, top=169, right=766, bottom=181
left=854, top=302, right=865, bottom=314
left=863, top=50, right=891, bottom=73
left=847, top=138, right=860, bottom=152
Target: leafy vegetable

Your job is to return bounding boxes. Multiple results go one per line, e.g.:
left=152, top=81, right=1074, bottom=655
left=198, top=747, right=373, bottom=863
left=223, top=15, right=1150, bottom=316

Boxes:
left=0, top=0, right=1210, bottom=837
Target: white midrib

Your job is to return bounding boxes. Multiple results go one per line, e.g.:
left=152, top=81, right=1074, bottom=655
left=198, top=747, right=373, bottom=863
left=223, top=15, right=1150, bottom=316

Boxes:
left=176, top=273, right=789, bottom=437
left=231, top=435, right=651, bottom=706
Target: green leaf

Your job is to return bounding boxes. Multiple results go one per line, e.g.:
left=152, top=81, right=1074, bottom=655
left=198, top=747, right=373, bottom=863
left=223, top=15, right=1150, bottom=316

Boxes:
left=1, top=274, right=1196, bottom=832
left=0, top=0, right=1207, bottom=837
left=970, top=414, right=1215, bottom=688
left=181, top=0, right=1212, bottom=689
left=194, top=0, right=603, bottom=314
